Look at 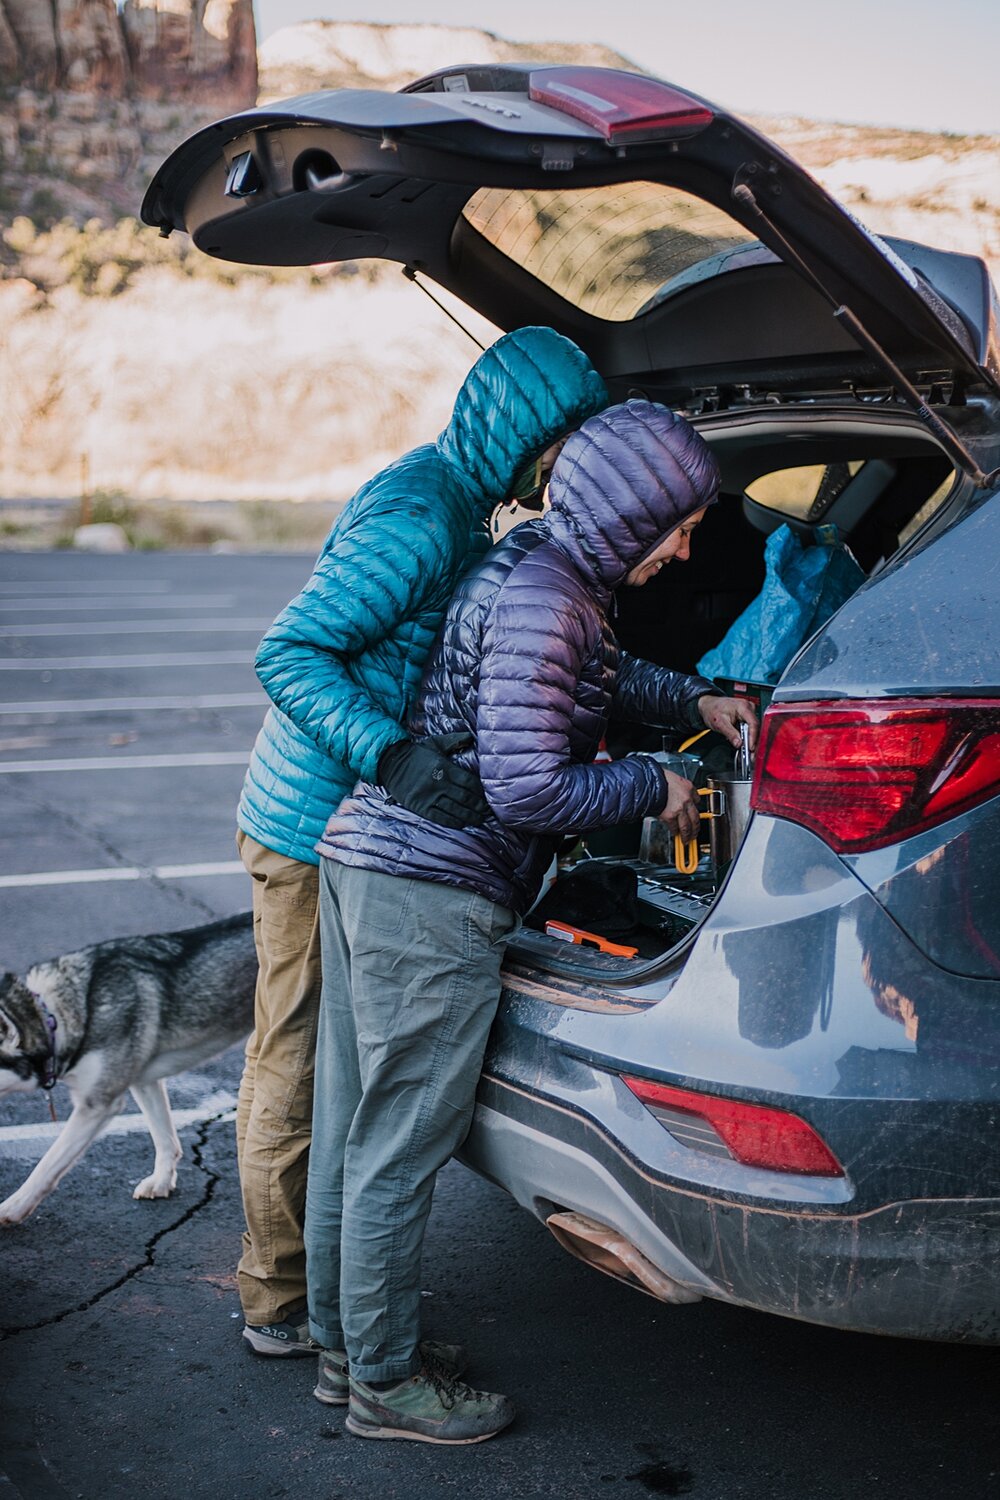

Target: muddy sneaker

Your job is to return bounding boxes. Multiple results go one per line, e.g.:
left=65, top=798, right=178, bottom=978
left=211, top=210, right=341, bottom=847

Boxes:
left=346, top=1362, right=514, bottom=1445
left=313, top=1340, right=468, bottom=1406
left=242, top=1307, right=319, bottom=1358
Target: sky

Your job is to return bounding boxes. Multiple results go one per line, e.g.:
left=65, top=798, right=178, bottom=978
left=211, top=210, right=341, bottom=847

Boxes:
left=252, top=0, right=1000, bottom=137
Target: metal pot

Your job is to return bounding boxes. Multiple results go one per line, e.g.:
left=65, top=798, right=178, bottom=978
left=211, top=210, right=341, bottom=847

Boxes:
left=703, top=770, right=753, bottom=877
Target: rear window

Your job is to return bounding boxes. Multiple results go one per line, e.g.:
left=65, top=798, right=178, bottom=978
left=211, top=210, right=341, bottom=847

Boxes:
left=463, top=181, right=754, bottom=322
left=746, top=462, right=866, bottom=522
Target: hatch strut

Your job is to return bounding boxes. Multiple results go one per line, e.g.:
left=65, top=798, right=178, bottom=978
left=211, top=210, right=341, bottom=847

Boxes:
left=402, top=266, right=487, bottom=351
left=732, top=182, right=1000, bottom=489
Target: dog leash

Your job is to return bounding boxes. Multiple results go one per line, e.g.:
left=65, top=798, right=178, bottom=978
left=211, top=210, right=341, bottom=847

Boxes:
left=36, top=999, right=59, bottom=1122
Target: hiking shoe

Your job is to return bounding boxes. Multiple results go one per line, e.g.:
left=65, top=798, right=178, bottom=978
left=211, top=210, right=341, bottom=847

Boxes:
left=346, top=1362, right=514, bottom=1445
left=313, top=1339, right=468, bottom=1406
left=242, top=1307, right=319, bottom=1357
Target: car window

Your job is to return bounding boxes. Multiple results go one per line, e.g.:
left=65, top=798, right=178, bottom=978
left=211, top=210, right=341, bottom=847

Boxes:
left=745, top=462, right=865, bottom=522
left=463, top=182, right=755, bottom=322
left=896, top=473, right=954, bottom=544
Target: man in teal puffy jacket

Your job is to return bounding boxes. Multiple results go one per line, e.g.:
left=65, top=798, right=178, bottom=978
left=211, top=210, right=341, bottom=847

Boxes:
left=235, top=327, right=607, bottom=1355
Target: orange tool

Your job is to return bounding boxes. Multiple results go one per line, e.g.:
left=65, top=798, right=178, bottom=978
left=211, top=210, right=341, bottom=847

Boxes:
left=544, top=921, right=639, bottom=958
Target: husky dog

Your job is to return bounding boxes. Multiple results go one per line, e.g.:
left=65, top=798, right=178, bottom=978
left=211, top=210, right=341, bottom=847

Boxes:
left=0, top=911, right=256, bottom=1226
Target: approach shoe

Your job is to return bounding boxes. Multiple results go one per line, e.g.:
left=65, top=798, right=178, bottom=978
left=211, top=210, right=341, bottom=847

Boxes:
left=313, top=1339, right=468, bottom=1406
left=242, top=1307, right=319, bottom=1357
left=346, top=1362, right=514, bottom=1445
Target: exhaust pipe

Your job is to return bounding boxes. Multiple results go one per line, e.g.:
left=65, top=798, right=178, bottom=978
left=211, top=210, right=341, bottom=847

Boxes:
left=545, top=1210, right=701, bottom=1304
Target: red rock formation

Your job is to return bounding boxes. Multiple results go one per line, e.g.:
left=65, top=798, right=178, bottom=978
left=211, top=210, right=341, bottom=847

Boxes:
left=0, top=0, right=258, bottom=221
left=56, top=0, right=131, bottom=94
left=1, top=0, right=60, bottom=89
left=0, top=7, right=20, bottom=84
left=0, top=0, right=257, bottom=104
left=122, top=0, right=257, bottom=109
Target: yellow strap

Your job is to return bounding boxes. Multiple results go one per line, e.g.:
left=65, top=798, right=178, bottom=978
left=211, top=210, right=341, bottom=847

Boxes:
left=678, top=728, right=710, bottom=753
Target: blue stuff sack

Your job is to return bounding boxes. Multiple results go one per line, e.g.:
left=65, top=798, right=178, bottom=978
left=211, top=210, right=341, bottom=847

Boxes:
left=697, top=524, right=865, bottom=684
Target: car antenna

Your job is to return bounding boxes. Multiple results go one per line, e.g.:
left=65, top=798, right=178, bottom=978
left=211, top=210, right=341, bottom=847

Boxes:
left=732, top=182, right=1000, bottom=491
left=402, top=266, right=487, bottom=351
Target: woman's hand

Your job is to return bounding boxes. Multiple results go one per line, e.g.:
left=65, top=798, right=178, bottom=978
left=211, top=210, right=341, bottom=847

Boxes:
left=657, top=770, right=701, bottom=842
left=697, top=694, right=759, bottom=751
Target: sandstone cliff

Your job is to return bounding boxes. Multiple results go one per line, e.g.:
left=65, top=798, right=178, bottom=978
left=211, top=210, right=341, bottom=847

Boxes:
left=257, top=18, right=632, bottom=100
left=0, top=0, right=256, bottom=219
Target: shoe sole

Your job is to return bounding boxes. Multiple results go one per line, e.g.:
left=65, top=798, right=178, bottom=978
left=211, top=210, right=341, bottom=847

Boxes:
left=313, top=1382, right=349, bottom=1406
left=241, top=1329, right=317, bottom=1358
left=345, top=1414, right=512, bottom=1445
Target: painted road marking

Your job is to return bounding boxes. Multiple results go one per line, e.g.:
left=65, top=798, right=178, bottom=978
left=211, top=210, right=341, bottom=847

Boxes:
left=0, top=580, right=172, bottom=595
left=0, top=619, right=269, bottom=638
left=0, top=693, right=265, bottom=716
left=0, top=652, right=251, bottom=670
left=0, top=595, right=236, bottom=611
left=0, top=752, right=250, bottom=773
left=0, top=860, right=247, bottom=888
left=0, top=1096, right=238, bottom=1145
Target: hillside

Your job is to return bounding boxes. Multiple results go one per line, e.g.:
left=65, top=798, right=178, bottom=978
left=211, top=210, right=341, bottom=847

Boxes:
left=0, top=15, right=998, bottom=515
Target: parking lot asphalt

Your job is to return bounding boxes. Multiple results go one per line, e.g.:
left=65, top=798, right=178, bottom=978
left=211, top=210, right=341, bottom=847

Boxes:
left=0, top=549, right=998, bottom=1500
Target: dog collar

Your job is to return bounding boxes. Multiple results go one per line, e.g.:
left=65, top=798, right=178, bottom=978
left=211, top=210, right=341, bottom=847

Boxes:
left=34, top=997, right=58, bottom=1091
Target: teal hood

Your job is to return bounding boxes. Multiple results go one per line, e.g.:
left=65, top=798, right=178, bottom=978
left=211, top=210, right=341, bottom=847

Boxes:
left=437, top=326, right=608, bottom=502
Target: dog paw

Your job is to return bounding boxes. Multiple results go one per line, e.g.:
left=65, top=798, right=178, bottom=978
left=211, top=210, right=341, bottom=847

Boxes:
left=0, top=1193, right=34, bottom=1226
left=132, top=1172, right=177, bottom=1200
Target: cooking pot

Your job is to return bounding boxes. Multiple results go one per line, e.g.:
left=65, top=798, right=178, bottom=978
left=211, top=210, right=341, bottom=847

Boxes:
left=703, top=769, right=753, bottom=877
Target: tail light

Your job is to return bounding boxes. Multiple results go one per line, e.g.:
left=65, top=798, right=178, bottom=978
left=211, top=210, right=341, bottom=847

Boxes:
left=529, top=67, right=713, bottom=146
left=751, top=699, right=1000, bottom=854
left=622, top=1076, right=843, bottom=1177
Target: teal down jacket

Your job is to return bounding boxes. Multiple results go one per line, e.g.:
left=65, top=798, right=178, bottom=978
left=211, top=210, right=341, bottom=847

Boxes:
left=238, top=326, right=608, bottom=864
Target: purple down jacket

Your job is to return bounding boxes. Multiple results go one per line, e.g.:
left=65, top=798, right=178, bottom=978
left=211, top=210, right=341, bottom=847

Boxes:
left=319, top=401, right=721, bottom=912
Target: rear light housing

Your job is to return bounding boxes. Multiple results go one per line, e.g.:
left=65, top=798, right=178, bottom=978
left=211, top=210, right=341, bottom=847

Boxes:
left=752, top=699, right=1000, bottom=854
left=622, top=1076, right=844, bottom=1177
left=529, top=67, right=713, bottom=146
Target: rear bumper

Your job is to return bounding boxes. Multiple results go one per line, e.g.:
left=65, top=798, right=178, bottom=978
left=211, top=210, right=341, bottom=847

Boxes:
left=463, top=1073, right=1000, bottom=1344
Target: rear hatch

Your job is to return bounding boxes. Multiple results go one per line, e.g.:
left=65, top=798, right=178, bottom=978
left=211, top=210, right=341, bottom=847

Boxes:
left=142, top=65, right=1000, bottom=436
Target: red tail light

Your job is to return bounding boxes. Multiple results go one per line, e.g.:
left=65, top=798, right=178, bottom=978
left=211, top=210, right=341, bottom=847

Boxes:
left=622, top=1076, right=843, bottom=1177
left=752, top=699, right=1000, bottom=854
left=529, top=68, right=713, bottom=146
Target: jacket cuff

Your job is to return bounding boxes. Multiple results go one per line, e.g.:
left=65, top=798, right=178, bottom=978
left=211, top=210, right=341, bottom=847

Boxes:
left=684, top=678, right=721, bottom=729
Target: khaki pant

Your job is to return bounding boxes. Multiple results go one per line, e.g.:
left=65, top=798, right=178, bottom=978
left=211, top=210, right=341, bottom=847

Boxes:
left=235, top=831, right=322, bottom=1325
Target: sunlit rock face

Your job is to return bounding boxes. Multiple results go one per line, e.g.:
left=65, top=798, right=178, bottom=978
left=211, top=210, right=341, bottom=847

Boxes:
left=122, top=0, right=257, bottom=108
left=0, top=0, right=257, bottom=218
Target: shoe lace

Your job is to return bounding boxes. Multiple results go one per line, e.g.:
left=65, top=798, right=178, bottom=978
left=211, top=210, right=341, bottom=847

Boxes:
left=420, top=1353, right=480, bottom=1411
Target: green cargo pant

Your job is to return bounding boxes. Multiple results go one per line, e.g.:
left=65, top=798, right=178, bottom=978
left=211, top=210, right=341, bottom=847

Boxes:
left=235, top=831, right=322, bottom=1325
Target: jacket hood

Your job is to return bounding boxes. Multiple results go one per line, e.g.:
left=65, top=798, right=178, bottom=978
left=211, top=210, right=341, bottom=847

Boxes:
left=436, top=326, right=608, bottom=505
left=545, top=400, right=721, bottom=590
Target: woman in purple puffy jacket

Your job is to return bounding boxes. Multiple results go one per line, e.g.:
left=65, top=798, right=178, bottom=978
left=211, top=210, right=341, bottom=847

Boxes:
left=305, top=400, right=757, bottom=1446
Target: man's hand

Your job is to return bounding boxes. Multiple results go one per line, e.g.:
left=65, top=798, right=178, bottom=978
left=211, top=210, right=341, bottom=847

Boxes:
left=697, top=694, right=759, bottom=751
left=376, top=733, right=491, bottom=829
left=656, top=770, right=701, bottom=843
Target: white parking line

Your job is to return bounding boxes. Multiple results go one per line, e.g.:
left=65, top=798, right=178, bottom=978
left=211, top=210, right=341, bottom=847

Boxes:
left=0, top=860, right=247, bottom=888
left=0, top=619, right=269, bottom=638
left=0, top=751, right=251, bottom=773
left=0, top=693, right=266, bottom=716
left=0, top=652, right=251, bottom=670
left=0, top=595, right=236, bottom=611
left=0, top=580, right=172, bottom=595
left=0, top=1096, right=238, bottom=1144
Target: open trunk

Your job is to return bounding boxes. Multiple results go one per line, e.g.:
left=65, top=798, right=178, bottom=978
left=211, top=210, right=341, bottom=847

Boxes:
left=511, top=404, right=966, bottom=987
